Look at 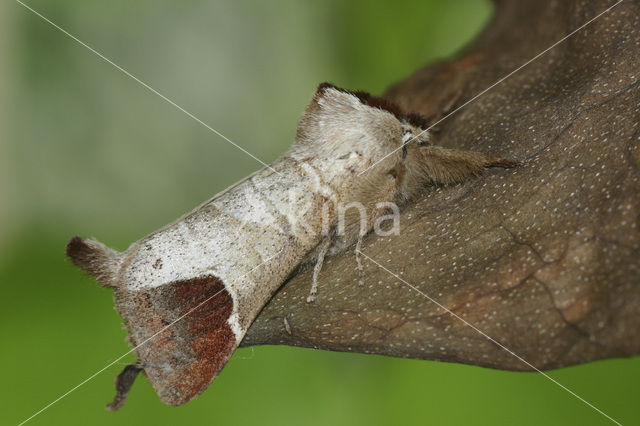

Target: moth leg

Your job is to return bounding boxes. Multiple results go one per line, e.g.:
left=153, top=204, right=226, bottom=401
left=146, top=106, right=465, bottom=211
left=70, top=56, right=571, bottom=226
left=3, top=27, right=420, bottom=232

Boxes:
left=355, top=235, right=365, bottom=286
left=283, top=316, right=292, bottom=335
left=307, top=236, right=332, bottom=303
left=410, top=145, right=518, bottom=186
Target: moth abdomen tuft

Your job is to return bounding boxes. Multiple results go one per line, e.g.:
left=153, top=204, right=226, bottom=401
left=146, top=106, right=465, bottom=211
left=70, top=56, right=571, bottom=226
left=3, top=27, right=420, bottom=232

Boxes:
left=66, top=236, right=122, bottom=288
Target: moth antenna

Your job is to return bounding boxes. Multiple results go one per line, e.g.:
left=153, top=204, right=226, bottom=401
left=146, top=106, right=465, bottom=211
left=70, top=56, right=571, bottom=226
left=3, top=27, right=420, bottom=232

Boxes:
left=66, top=236, right=123, bottom=288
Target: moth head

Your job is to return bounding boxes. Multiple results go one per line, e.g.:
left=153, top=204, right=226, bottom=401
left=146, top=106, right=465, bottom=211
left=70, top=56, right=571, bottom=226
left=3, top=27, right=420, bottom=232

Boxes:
left=293, top=83, right=430, bottom=184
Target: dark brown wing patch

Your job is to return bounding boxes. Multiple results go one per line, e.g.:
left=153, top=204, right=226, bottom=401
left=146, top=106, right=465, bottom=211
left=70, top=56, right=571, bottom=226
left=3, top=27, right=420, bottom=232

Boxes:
left=114, top=275, right=236, bottom=406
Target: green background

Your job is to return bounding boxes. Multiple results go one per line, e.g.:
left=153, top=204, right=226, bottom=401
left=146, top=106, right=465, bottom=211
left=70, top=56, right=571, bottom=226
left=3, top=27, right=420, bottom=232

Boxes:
left=2, top=1, right=638, bottom=425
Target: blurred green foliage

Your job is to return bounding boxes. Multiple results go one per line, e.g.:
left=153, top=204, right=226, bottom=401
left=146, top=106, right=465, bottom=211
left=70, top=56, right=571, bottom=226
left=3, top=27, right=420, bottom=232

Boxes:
left=2, top=1, right=638, bottom=425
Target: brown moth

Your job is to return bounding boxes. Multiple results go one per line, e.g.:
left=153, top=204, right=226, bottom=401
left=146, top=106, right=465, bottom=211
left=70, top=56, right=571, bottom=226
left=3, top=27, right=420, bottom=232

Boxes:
left=67, top=82, right=515, bottom=409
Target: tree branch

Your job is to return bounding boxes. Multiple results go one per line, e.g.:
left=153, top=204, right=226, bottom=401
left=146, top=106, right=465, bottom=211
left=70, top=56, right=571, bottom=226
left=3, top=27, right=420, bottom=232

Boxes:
left=242, top=0, right=640, bottom=370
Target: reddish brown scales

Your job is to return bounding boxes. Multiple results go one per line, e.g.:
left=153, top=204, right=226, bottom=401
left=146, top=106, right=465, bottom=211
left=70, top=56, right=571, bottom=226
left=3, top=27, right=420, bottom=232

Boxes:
left=171, top=277, right=236, bottom=399
left=113, top=275, right=236, bottom=406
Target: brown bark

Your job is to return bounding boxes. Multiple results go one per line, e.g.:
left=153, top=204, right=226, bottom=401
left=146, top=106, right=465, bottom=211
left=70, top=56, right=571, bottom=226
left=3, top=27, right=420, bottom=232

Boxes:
left=242, top=0, right=640, bottom=371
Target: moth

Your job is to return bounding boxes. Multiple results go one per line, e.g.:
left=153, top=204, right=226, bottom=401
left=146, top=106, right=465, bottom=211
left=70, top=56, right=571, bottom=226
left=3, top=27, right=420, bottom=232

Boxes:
left=67, top=83, right=515, bottom=409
